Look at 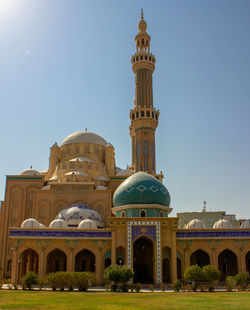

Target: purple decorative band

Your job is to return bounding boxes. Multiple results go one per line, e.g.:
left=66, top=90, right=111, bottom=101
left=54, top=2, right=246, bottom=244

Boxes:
left=176, top=230, right=250, bottom=238
left=132, top=225, right=156, bottom=241
left=10, top=229, right=112, bottom=239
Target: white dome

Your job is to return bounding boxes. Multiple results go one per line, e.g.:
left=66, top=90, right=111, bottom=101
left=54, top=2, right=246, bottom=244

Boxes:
left=241, top=219, right=250, bottom=228
left=61, top=131, right=107, bottom=147
left=49, top=219, right=67, bottom=229
left=96, top=185, right=108, bottom=190
left=70, top=157, right=93, bottom=163
left=20, top=169, right=40, bottom=175
left=97, top=176, right=108, bottom=181
left=65, top=171, right=88, bottom=176
left=213, top=219, right=232, bottom=229
left=115, top=169, right=134, bottom=176
left=21, top=218, right=40, bottom=228
left=39, top=223, right=46, bottom=228
left=186, top=219, right=205, bottom=229
left=56, top=203, right=104, bottom=227
left=78, top=219, right=97, bottom=229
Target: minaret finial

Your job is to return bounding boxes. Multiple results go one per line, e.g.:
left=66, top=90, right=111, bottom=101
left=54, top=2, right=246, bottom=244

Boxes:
left=141, top=8, right=144, bottom=20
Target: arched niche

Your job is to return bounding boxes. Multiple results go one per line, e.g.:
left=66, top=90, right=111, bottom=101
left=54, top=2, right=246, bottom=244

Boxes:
left=19, top=249, right=39, bottom=279
left=218, top=249, right=238, bottom=280
left=133, top=237, right=154, bottom=283
left=162, top=247, right=170, bottom=283
left=46, top=249, right=67, bottom=273
left=245, top=251, right=250, bottom=276
left=75, top=249, right=95, bottom=272
left=116, top=246, right=125, bottom=265
left=190, top=249, right=210, bottom=267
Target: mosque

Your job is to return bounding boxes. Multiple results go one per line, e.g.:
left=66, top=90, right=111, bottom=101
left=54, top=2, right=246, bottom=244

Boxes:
left=0, top=11, right=249, bottom=285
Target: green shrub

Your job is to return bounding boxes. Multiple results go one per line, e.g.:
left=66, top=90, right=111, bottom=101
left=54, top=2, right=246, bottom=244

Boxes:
left=64, top=272, right=73, bottom=291
left=161, top=283, right=166, bottom=292
left=184, top=265, right=204, bottom=284
left=173, top=279, right=182, bottom=292
left=149, top=284, right=154, bottom=292
left=202, top=265, right=220, bottom=291
left=104, top=264, right=134, bottom=292
left=135, top=282, right=142, bottom=292
left=119, top=283, right=129, bottom=292
left=47, top=273, right=57, bottom=291
left=234, top=273, right=248, bottom=290
left=23, top=271, right=38, bottom=290
left=38, top=278, right=47, bottom=290
left=74, top=272, right=95, bottom=291
left=226, top=276, right=236, bottom=291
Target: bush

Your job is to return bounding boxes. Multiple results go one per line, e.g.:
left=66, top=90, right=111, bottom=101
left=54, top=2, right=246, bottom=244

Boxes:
left=64, top=272, right=73, bottom=291
left=38, top=278, right=47, bottom=290
left=234, top=273, right=248, bottom=290
left=184, top=265, right=204, bottom=284
left=47, top=273, right=57, bottom=291
left=74, top=272, right=95, bottom=291
left=202, top=265, right=220, bottom=291
left=135, top=282, right=142, bottom=292
left=226, top=276, right=236, bottom=291
left=161, top=283, right=166, bottom=292
left=149, top=284, right=154, bottom=292
left=23, top=271, right=38, bottom=290
left=104, top=265, right=134, bottom=292
left=173, top=279, right=182, bottom=292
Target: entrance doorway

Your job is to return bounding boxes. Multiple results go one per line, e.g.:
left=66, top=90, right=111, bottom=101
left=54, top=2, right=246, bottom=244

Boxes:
left=133, top=237, right=154, bottom=283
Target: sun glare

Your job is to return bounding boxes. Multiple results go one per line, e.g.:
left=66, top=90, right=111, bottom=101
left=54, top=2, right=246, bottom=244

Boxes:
left=0, top=0, right=21, bottom=21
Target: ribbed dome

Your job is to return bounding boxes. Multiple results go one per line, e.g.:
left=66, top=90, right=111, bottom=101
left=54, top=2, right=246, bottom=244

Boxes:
left=21, top=218, right=40, bottom=228
left=20, top=169, right=40, bottom=175
left=56, top=203, right=104, bottom=227
left=61, top=131, right=107, bottom=147
left=113, top=172, right=170, bottom=207
left=213, top=219, right=232, bottom=229
left=186, top=219, right=205, bottom=229
left=49, top=219, right=67, bottom=229
left=241, top=219, right=250, bottom=228
left=78, top=219, right=97, bottom=229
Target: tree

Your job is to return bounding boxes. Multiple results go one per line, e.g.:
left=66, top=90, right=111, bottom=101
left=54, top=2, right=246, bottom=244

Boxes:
left=234, top=273, right=248, bottom=289
left=23, top=271, right=38, bottom=290
left=202, top=265, right=220, bottom=291
left=104, top=264, right=134, bottom=292
left=184, top=265, right=204, bottom=283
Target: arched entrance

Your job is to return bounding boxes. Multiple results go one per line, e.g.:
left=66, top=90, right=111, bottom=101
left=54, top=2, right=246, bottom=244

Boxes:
left=177, top=258, right=182, bottom=280
left=116, top=246, right=125, bottom=265
left=19, top=249, right=39, bottom=279
left=133, top=237, right=154, bottom=283
left=104, top=257, right=111, bottom=269
left=245, top=251, right=250, bottom=277
left=162, top=247, right=170, bottom=283
left=218, top=249, right=238, bottom=280
left=75, top=250, right=95, bottom=272
left=46, top=249, right=67, bottom=273
left=190, top=249, right=210, bottom=267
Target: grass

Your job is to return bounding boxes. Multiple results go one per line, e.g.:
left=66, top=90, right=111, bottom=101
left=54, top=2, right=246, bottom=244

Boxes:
left=0, top=290, right=250, bottom=310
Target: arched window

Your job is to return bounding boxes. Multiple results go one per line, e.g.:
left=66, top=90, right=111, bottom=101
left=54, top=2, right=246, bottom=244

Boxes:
left=159, top=211, right=164, bottom=217
left=140, top=210, right=146, bottom=217
left=121, top=210, right=126, bottom=218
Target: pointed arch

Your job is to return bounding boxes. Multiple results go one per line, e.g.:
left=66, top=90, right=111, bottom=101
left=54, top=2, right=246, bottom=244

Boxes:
left=190, top=249, right=210, bottom=267
left=19, top=248, right=39, bottom=279
left=75, top=249, right=95, bottom=272
left=46, top=249, right=67, bottom=273
left=218, top=249, right=238, bottom=280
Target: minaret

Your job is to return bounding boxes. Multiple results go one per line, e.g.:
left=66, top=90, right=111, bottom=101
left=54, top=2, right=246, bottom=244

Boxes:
left=130, top=9, right=159, bottom=174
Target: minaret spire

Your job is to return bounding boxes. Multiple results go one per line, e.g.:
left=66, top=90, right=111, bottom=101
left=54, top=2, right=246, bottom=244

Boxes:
left=129, top=12, right=159, bottom=174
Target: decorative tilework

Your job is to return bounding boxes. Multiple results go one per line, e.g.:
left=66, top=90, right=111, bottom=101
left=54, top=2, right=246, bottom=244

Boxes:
left=132, top=225, right=156, bottom=241
left=10, top=229, right=112, bottom=239
left=176, top=230, right=250, bottom=239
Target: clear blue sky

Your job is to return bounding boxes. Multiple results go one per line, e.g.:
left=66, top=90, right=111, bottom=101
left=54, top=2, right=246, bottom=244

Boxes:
left=0, top=0, right=249, bottom=218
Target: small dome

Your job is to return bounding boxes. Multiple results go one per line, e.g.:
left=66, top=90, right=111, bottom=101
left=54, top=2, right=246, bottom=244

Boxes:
left=70, top=157, right=93, bottom=163
left=241, top=219, right=250, bottom=228
left=213, top=219, right=232, bottom=229
left=21, top=218, right=40, bottom=228
left=186, top=219, right=205, bottom=229
left=39, top=223, right=46, bottom=228
left=61, top=131, right=107, bottom=147
left=97, top=176, right=108, bottom=181
left=96, top=185, right=108, bottom=190
left=106, top=143, right=114, bottom=148
left=115, top=169, right=134, bottom=176
left=56, top=203, right=104, bottom=227
left=64, top=171, right=88, bottom=176
left=20, top=169, right=40, bottom=175
left=113, top=171, right=170, bottom=207
left=49, top=219, right=67, bottom=229
left=78, top=219, right=97, bottom=229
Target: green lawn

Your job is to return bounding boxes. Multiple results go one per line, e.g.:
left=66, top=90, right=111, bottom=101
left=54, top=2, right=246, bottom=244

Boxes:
left=0, top=290, right=249, bottom=310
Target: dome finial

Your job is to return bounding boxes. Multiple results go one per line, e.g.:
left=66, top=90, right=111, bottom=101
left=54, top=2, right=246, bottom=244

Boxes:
left=141, top=8, right=144, bottom=20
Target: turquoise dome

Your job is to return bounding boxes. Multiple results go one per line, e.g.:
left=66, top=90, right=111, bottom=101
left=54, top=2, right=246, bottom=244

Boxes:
left=113, top=172, right=171, bottom=207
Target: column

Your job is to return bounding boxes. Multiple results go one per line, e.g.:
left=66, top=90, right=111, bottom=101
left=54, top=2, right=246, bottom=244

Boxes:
left=240, top=248, right=246, bottom=273
left=11, top=247, right=18, bottom=284
left=38, top=247, right=45, bottom=278
left=170, top=231, right=177, bottom=283
left=111, top=231, right=116, bottom=265
left=95, top=248, right=102, bottom=285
